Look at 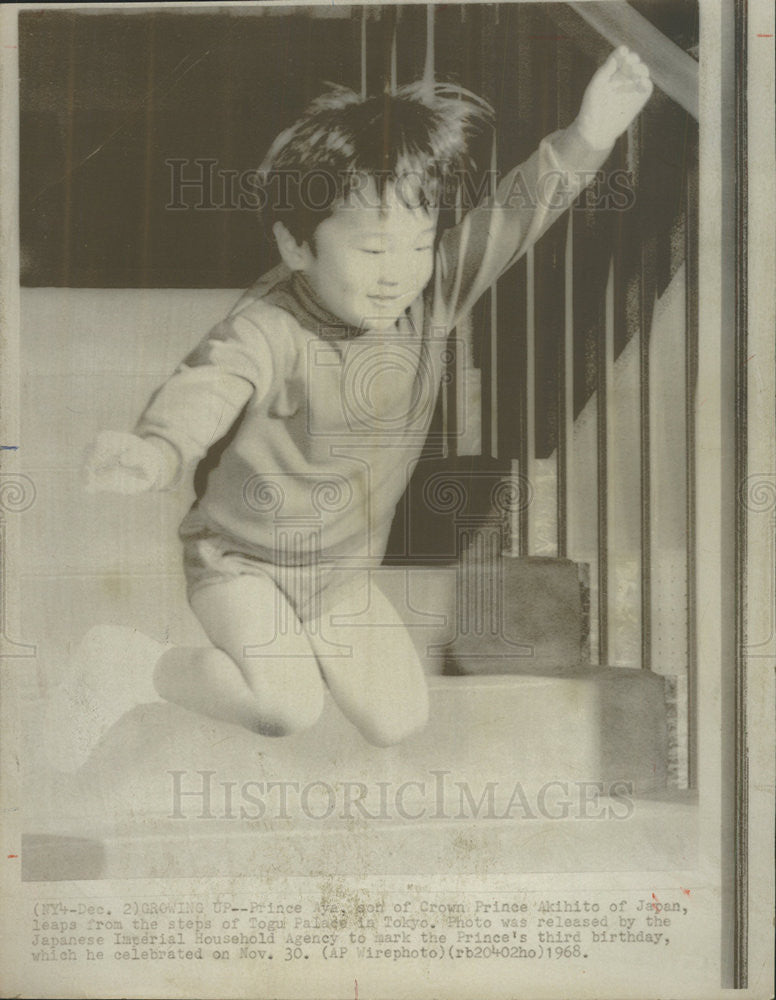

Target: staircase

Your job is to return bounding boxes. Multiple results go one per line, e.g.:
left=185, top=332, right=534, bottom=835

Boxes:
left=21, top=589, right=679, bottom=882
left=22, top=655, right=687, bottom=882
left=15, top=285, right=693, bottom=881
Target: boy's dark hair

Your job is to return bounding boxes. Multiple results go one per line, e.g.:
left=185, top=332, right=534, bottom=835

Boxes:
left=257, top=81, right=493, bottom=248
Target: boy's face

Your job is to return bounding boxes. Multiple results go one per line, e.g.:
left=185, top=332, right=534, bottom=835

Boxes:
left=296, top=179, right=438, bottom=332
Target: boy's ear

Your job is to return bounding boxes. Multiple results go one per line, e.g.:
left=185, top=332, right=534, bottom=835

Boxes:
left=273, top=222, right=313, bottom=271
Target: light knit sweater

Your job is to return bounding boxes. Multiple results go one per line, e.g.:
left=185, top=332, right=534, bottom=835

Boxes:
left=135, top=124, right=608, bottom=566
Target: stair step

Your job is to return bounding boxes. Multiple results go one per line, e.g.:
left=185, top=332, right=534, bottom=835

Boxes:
left=24, top=555, right=591, bottom=686
left=21, top=790, right=697, bottom=881
left=25, top=668, right=667, bottom=828
left=23, top=668, right=672, bottom=880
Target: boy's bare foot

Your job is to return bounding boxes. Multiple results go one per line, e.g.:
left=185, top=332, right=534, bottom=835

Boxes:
left=42, top=625, right=170, bottom=772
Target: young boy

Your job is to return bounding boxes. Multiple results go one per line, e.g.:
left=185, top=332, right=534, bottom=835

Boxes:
left=62, top=47, right=651, bottom=766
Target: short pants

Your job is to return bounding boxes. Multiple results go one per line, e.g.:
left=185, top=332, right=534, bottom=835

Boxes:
left=179, top=505, right=372, bottom=624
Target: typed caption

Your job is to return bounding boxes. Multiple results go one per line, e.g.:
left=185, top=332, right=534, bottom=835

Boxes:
left=30, top=889, right=691, bottom=967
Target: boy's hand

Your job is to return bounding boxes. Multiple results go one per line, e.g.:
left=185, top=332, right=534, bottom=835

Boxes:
left=83, top=431, right=170, bottom=494
left=575, top=46, right=653, bottom=151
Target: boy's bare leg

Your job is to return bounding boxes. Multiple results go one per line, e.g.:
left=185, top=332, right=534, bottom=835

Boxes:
left=311, top=572, right=429, bottom=747
left=185, top=574, right=325, bottom=738
left=43, top=617, right=313, bottom=772
left=152, top=645, right=291, bottom=734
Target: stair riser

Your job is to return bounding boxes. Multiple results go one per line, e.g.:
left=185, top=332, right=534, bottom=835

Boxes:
left=377, top=558, right=587, bottom=674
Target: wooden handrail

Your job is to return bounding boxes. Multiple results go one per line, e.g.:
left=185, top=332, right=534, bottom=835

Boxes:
left=568, top=1, right=699, bottom=120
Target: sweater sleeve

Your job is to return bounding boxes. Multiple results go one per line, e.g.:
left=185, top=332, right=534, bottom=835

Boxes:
left=436, top=122, right=613, bottom=329
left=133, top=313, right=275, bottom=481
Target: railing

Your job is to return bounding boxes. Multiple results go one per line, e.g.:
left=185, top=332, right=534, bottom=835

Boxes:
left=373, top=5, right=699, bottom=786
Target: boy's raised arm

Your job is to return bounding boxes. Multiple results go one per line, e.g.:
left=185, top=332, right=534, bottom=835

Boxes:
left=572, top=45, right=654, bottom=152
left=437, top=46, right=653, bottom=325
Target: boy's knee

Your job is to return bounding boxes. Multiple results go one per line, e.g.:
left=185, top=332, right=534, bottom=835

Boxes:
left=253, top=683, right=325, bottom=738
left=357, top=698, right=429, bottom=748
left=257, top=706, right=321, bottom=738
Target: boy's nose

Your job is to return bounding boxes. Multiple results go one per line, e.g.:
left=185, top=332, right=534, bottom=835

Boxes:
left=377, top=274, right=399, bottom=287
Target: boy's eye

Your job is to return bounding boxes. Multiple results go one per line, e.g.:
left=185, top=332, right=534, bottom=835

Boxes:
left=360, top=248, right=385, bottom=255
left=415, top=245, right=433, bottom=252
